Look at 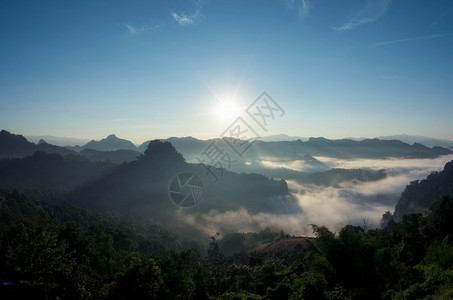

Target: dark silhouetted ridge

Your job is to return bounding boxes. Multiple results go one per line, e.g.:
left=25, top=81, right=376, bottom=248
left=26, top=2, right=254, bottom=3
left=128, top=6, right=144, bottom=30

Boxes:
left=81, top=134, right=137, bottom=151
left=141, top=140, right=185, bottom=164
left=393, top=160, right=453, bottom=220
left=0, top=130, right=75, bottom=158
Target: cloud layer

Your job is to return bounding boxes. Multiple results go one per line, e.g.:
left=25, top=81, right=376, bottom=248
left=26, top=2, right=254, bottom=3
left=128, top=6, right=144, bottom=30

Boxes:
left=171, top=155, right=453, bottom=239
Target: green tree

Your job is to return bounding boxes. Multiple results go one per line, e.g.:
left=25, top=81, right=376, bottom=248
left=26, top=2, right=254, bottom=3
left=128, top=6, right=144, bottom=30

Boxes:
left=6, top=218, right=75, bottom=299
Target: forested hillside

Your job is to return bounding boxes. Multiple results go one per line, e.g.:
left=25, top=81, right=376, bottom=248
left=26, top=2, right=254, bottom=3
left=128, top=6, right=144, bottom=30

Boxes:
left=393, top=160, right=453, bottom=220
left=2, top=132, right=453, bottom=298
left=1, top=186, right=453, bottom=299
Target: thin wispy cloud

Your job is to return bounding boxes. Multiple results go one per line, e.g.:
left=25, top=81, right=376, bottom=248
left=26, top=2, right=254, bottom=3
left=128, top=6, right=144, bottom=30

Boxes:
left=171, top=11, right=200, bottom=26
left=373, top=33, right=453, bottom=47
left=286, top=0, right=311, bottom=19
left=333, top=0, right=391, bottom=31
left=124, top=23, right=160, bottom=35
left=125, top=24, right=144, bottom=35
left=431, top=8, right=453, bottom=26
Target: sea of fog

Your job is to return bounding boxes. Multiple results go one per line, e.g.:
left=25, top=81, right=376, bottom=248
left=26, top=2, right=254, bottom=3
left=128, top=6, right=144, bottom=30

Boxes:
left=173, top=154, right=453, bottom=238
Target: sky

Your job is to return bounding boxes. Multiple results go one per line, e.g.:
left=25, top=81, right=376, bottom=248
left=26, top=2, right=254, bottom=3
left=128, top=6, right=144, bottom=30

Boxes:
left=1, top=0, right=453, bottom=144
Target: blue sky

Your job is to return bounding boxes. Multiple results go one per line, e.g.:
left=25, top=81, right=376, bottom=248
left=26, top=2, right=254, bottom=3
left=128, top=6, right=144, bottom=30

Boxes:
left=1, top=0, right=452, bottom=143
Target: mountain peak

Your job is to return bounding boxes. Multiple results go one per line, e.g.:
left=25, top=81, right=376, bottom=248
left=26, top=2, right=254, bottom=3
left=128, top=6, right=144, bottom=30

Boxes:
left=0, top=130, right=28, bottom=143
left=0, top=130, right=74, bottom=158
left=81, top=134, right=137, bottom=151
left=142, top=140, right=185, bottom=164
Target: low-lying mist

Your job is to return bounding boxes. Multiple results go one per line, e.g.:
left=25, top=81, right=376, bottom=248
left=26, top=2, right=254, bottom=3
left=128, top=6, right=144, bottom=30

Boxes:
left=170, top=154, right=453, bottom=239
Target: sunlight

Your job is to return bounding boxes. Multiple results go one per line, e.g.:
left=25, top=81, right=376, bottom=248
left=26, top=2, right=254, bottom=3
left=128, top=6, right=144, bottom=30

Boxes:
left=217, top=100, right=239, bottom=121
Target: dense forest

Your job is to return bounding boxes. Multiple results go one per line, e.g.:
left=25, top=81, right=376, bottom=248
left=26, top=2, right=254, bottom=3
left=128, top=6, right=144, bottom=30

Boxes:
left=1, top=184, right=453, bottom=299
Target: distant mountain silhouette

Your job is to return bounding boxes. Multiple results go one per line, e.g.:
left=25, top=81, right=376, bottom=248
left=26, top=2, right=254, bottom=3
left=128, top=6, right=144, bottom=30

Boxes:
left=392, top=160, right=453, bottom=220
left=138, top=136, right=203, bottom=153
left=293, top=137, right=452, bottom=158
left=260, top=134, right=307, bottom=142
left=0, top=130, right=75, bottom=158
left=26, top=135, right=91, bottom=147
left=138, top=136, right=453, bottom=164
left=254, top=137, right=452, bottom=159
left=76, top=134, right=137, bottom=151
left=376, top=134, right=453, bottom=148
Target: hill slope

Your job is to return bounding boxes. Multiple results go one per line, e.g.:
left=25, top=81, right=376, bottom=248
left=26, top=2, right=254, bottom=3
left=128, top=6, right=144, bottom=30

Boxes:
left=74, top=140, right=290, bottom=220
left=78, top=134, right=137, bottom=151
left=392, top=160, right=453, bottom=220
left=0, top=130, right=75, bottom=158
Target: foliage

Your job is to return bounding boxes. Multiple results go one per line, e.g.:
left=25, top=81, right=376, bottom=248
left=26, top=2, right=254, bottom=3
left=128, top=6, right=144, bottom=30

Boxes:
left=394, top=161, right=453, bottom=220
left=1, top=185, right=453, bottom=299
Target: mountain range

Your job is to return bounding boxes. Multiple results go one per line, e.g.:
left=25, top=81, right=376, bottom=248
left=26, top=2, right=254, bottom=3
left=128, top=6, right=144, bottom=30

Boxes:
left=0, top=130, right=75, bottom=158
left=3, top=130, right=453, bottom=168
left=2, top=128, right=453, bottom=239
left=0, top=139, right=290, bottom=234
left=24, top=132, right=453, bottom=149
left=68, top=134, right=138, bottom=152
left=140, top=136, right=452, bottom=163
left=26, top=135, right=91, bottom=147
left=376, top=134, right=453, bottom=148
left=224, top=133, right=453, bottom=148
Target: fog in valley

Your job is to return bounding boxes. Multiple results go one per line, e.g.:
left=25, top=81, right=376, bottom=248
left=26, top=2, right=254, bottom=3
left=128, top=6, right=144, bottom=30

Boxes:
left=167, top=154, right=453, bottom=238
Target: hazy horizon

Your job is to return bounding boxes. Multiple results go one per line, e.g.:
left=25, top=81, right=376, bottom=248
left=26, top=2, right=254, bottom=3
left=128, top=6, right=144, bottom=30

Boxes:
left=18, top=131, right=453, bottom=147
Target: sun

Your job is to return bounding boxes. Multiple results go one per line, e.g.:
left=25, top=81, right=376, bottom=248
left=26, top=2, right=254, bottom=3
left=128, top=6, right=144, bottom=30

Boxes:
left=218, top=101, right=239, bottom=120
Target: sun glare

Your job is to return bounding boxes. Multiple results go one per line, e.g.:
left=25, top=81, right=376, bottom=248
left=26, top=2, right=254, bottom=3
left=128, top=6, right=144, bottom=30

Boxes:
left=218, top=101, right=239, bottom=120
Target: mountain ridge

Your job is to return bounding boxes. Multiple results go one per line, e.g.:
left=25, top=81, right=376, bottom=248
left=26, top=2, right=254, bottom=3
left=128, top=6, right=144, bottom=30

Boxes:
left=74, top=133, right=138, bottom=152
left=3, top=130, right=453, bottom=163
left=0, top=130, right=75, bottom=158
left=391, top=160, right=453, bottom=221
